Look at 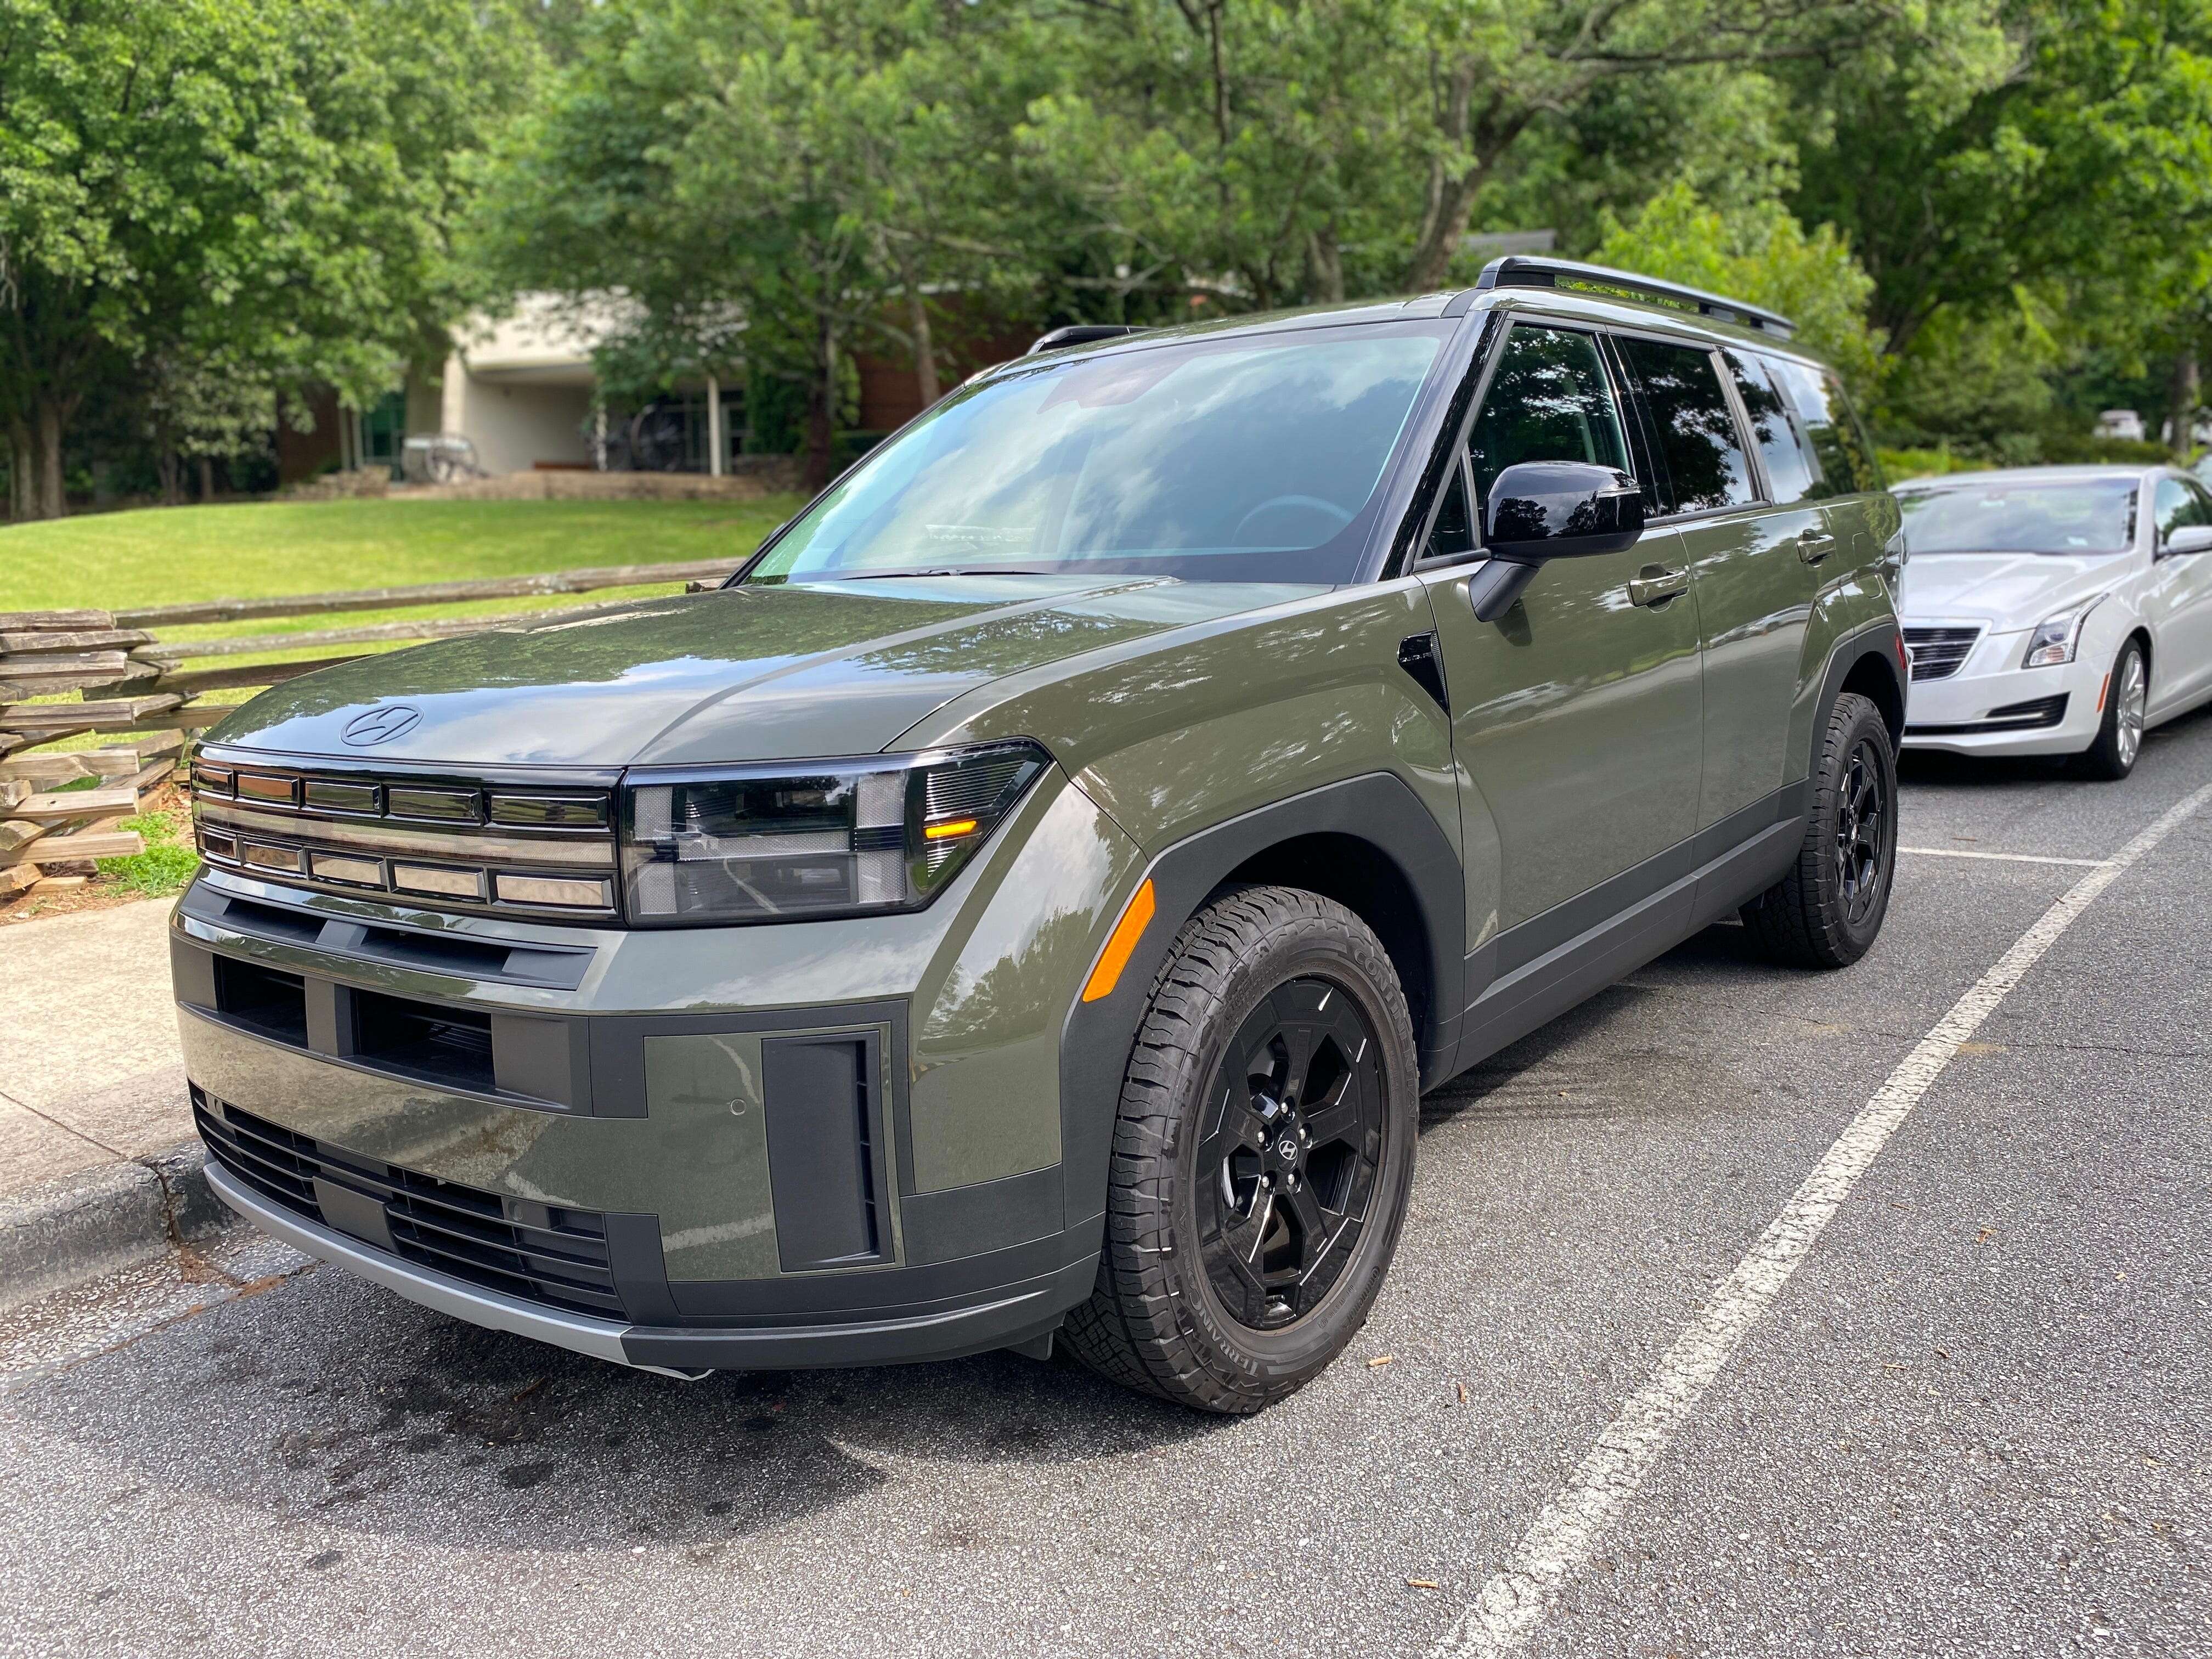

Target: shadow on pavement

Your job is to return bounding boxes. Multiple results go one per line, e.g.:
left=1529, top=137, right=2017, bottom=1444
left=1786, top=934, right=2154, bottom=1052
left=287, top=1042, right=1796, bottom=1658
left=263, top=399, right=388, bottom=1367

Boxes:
left=12, top=1265, right=1226, bottom=1558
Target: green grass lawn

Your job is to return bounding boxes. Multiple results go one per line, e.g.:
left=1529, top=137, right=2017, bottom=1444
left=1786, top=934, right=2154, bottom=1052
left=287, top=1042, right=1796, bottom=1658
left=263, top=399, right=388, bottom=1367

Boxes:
left=0, top=494, right=803, bottom=911
left=0, top=496, right=802, bottom=613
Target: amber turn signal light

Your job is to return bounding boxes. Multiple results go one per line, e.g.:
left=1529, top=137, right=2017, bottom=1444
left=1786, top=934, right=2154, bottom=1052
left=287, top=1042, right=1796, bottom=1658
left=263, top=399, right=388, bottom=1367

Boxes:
left=1082, top=878, right=1156, bottom=1003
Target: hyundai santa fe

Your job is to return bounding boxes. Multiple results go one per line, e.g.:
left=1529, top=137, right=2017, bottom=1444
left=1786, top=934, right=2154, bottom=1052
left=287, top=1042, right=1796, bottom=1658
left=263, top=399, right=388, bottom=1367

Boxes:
left=174, top=257, right=1907, bottom=1412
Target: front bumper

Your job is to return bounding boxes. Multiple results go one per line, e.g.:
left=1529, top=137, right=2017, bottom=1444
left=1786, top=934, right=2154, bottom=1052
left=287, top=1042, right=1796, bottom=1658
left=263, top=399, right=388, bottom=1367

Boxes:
left=1900, top=631, right=2101, bottom=757
left=172, top=761, right=1146, bottom=1373
left=204, top=1159, right=1090, bottom=1374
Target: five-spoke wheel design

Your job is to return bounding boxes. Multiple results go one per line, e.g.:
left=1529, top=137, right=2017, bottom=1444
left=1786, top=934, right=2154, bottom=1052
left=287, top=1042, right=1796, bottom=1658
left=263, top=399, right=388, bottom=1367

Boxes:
left=1833, top=736, right=1889, bottom=927
left=2114, top=645, right=2147, bottom=771
left=1196, top=977, right=1384, bottom=1333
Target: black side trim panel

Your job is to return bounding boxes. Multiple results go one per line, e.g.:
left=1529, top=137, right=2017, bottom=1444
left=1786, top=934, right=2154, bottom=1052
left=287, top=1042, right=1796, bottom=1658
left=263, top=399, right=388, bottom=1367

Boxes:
left=1057, top=773, right=1466, bottom=1233
left=1456, top=782, right=1807, bottom=1070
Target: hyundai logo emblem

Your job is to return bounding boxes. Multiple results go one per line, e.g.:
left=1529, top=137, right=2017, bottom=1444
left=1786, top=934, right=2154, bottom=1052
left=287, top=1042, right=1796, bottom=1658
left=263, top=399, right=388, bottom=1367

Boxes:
left=341, top=705, right=422, bottom=747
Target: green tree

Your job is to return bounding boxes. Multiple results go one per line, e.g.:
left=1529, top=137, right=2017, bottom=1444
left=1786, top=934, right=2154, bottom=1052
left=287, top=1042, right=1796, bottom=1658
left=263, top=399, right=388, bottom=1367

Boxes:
left=1590, top=179, right=1882, bottom=393
left=0, top=0, right=535, bottom=520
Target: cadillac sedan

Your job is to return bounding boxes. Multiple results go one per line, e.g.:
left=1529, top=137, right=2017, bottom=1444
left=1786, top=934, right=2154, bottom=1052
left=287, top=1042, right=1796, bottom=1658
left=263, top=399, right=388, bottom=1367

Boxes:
left=1895, top=465, right=2212, bottom=777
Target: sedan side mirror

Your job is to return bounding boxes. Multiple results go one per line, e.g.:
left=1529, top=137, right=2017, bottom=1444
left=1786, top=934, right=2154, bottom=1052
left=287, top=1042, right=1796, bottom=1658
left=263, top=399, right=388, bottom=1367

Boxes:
left=2163, top=523, right=2212, bottom=557
left=1470, top=461, right=1644, bottom=620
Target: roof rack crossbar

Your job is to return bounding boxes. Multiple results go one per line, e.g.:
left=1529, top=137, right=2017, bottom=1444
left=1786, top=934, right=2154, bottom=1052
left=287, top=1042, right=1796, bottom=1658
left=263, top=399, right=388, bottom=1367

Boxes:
left=1471, top=256, right=1795, bottom=338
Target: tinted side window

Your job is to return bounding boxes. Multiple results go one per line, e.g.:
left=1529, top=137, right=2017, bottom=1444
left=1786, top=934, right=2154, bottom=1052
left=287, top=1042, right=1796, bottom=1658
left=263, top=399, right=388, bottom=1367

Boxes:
left=2154, top=476, right=2209, bottom=539
left=1615, top=337, right=1754, bottom=514
left=1466, top=325, right=1632, bottom=508
left=1727, top=350, right=1817, bottom=505
left=1426, top=464, right=1475, bottom=558
left=1765, top=358, right=1883, bottom=498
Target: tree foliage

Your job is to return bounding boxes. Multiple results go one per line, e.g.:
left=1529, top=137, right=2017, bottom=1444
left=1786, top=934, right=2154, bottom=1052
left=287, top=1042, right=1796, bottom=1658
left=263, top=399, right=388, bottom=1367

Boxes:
left=0, top=0, right=536, bottom=517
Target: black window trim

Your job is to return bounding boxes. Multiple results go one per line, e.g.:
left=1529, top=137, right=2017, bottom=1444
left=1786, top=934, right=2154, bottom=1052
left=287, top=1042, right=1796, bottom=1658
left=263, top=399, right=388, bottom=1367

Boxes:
left=1605, top=324, right=1770, bottom=526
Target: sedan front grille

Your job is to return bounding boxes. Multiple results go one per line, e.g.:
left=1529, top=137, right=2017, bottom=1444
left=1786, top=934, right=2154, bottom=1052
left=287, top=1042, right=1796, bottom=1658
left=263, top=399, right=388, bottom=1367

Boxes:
left=1903, top=625, right=1980, bottom=681
left=194, top=1089, right=625, bottom=1320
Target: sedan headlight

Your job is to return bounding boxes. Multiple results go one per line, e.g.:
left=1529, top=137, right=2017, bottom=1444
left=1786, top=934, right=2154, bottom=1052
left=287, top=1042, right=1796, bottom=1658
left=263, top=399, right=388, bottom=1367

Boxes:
left=2020, top=595, right=2107, bottom=669
left=620, top=740, right=1049, bottom=924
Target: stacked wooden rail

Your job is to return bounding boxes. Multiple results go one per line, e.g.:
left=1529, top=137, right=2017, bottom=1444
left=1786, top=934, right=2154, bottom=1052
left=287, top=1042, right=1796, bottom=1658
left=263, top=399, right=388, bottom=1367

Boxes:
left=1, top=559, right=739, bottom=897
left=0, top=612, right=188, bottom=893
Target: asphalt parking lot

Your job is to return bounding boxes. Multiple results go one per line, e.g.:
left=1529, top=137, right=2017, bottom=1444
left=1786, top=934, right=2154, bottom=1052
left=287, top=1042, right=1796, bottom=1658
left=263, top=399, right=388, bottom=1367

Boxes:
left=3, top=713, right=2208, bottom=1659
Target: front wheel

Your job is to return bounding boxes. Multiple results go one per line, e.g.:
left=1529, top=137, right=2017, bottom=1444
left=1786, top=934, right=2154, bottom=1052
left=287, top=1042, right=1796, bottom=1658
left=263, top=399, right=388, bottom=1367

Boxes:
left=2072, top=638, right=2147, bottom=781
left=1062, top=887, right=1419, bottom=1413
left=1741, top=691, right=1898, bottom=969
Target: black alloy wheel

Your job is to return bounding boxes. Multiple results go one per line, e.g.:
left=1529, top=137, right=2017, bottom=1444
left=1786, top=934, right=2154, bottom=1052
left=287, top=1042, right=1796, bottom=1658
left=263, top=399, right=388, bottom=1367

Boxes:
left=1833, top=736, right=1889, bottom=928
left=1063, top=886, right=1419, bottom=1413
left=1195, top=978, right=1386, bottom=1333
left=1742, top=691, right=1898, bottom=969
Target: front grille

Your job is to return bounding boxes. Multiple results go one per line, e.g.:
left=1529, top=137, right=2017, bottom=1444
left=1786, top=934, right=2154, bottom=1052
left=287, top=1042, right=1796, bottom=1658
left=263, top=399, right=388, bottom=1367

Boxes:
left=1903, top=625, right=1980, bottom=681
left=190, top=751, right=618, bottom=924
left=194, top=1090, right=624, bottom=1319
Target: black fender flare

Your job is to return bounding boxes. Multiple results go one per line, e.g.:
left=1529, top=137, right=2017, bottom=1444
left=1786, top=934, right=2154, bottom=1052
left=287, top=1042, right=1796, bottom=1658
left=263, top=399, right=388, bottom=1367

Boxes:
left=1054, top=773, right=1465, bottom=1233
left=1808, top=618, right=1906, bottom=774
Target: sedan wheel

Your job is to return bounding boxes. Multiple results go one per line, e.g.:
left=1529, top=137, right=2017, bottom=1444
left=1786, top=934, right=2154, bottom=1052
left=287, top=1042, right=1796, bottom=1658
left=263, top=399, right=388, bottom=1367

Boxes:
left=2074, top=639, right=2148, bottom=781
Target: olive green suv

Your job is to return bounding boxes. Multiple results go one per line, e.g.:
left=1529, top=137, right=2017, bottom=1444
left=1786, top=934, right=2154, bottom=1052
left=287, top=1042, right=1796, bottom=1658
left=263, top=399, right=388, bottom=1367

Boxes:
left=174, top=257, right=1905, bottom=1413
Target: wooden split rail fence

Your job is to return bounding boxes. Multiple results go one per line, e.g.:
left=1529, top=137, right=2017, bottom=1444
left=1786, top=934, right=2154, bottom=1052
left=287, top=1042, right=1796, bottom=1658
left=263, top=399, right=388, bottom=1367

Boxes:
left=0, top=557, right=740, bottom=896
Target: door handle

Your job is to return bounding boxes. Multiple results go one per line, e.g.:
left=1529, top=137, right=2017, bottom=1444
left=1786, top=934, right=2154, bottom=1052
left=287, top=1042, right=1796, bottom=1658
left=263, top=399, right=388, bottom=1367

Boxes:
left=1797, top=529, right=1838, bottom=565
left=1628, top=565, right=1690, bottom=608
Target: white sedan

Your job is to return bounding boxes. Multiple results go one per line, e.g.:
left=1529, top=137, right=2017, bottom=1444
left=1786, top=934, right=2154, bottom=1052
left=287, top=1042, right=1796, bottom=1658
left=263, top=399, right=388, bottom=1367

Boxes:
left=1894, top=465, right=2212, bottom=778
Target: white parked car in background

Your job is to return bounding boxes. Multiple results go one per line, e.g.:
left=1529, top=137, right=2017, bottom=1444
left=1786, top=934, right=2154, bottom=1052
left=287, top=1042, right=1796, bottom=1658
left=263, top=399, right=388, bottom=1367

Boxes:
left=1894, top=466, right=2212, bottom=778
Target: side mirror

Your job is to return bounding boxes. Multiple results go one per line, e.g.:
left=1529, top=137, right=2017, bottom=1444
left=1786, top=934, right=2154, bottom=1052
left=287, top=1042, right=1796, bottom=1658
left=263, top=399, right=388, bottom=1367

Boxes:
left=1485, top=461, right=1644, bottom=560
left=2163, top=523, right=2212, bottom=557
left=1470, top=461, right=1644, bottom=620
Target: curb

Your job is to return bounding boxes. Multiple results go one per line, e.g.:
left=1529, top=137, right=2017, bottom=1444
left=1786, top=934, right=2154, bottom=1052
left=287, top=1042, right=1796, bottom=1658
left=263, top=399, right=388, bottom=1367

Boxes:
left=0, top=1141, right=233, bottom=1313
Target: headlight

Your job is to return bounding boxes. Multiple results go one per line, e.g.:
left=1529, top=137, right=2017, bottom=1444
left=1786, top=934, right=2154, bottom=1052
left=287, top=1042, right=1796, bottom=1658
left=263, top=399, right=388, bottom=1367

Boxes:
left=619, top=740, right=1049, bottom=925
left=2020, top=595, right=2107, bottom=669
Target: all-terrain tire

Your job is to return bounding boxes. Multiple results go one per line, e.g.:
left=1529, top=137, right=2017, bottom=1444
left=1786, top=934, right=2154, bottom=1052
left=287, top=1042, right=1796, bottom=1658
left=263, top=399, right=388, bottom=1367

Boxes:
left=1741, top=691, right=1898, bottom=969
left=1060, top=886, right=1420, bottom=1414
left=2070, top=637, right=2147, bottom=781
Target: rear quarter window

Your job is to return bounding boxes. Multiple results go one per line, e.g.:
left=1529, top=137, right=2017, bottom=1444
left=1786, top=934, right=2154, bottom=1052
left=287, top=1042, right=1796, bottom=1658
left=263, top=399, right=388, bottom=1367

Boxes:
left=1763, top=357, right=1884, bottom=498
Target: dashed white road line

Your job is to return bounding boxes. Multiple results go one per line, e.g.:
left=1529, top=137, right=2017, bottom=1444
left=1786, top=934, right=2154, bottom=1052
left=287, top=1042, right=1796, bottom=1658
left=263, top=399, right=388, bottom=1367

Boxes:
left=1434, top=781, right=2212, bottom=1658
left=1899, top=845, right=2111, bottom=867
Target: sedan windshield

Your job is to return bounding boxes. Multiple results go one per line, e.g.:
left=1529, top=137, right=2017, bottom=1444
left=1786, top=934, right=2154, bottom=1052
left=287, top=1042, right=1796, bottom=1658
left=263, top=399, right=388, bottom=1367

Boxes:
left=746, top=323, right=1449, bottom=586
left=1896, top=479, right=2138, bottom=556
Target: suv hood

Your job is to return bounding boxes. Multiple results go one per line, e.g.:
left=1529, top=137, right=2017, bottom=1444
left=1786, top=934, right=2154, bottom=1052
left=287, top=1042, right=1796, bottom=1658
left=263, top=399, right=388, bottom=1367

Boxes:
left=202, top=575, right=1322, bottom=768
left=1898, top=551, right=2127, bottom=628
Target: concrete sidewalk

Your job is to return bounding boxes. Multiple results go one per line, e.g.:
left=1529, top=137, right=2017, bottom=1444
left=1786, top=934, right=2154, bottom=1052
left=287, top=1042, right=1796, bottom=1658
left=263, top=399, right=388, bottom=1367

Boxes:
left=1, top=899, right=223, bottom=1305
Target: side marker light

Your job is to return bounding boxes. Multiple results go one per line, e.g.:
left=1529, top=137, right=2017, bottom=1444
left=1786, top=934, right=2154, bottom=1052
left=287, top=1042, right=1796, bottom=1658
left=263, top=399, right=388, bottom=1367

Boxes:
left=1082, top=878, right=1156, bottom=1003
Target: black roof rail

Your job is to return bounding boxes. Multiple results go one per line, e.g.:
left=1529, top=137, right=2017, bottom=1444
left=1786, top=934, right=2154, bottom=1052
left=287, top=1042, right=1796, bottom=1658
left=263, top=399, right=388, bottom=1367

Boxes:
left=1471, top=256, right=1795, bottom=338
left=1026, top=324, right=1149, bottom=356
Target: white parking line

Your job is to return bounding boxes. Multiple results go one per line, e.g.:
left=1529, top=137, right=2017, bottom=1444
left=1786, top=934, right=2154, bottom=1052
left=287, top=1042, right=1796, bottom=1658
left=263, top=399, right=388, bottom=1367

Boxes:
left=1899, top=845, right=2111, bottom=868
left=1434, top=780, right=2212, bottom=1658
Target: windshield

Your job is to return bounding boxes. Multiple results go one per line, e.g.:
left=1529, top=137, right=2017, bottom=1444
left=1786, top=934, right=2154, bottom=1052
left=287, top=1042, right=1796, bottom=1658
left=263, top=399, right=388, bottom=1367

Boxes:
left=746, top=323, right=1449, bottom=586
left=1896, top=479, right=2138, bottom=556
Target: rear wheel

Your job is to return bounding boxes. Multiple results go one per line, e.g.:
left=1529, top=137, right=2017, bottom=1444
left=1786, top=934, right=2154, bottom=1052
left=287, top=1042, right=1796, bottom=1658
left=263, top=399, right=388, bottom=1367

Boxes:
left=1062, top=887, right=1419, bottom=1413
left=1741, top=691, right=1898, bottom=969
left=2072, top=638, right=2147, bottom=781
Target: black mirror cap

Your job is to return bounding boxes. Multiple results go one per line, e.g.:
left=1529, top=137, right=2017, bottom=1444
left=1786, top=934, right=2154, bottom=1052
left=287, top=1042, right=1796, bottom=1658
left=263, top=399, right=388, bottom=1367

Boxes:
left=1483, top=461, right=1644, bottom=562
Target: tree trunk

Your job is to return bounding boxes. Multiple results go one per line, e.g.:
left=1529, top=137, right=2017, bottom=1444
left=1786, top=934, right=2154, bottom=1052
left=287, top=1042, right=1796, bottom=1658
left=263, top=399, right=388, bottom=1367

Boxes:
left=909, top=289, right=940, bottom=410
left=157, top=448, right=182, bottom=506
left=802, top=320, right=838, bottom=494
left=2168, top=348, right=2199, bottom=458
left=1309, top=228, right=1345, bottom=304
left=199, top=455, right=216, bottom=503
left=5, top=420, right=27, bottom=522
left=33, top=399, right=66, bottom=520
